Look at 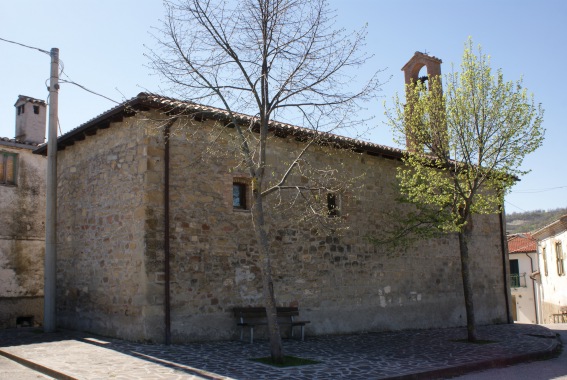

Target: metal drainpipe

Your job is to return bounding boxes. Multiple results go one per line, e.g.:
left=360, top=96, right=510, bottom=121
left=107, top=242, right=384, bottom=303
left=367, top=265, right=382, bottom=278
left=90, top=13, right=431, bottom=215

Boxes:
left=525, top=252, right=540, bottom=324
left=499, top=210, right=513, bottom=323
left=164, top=121, right=173, bottom=345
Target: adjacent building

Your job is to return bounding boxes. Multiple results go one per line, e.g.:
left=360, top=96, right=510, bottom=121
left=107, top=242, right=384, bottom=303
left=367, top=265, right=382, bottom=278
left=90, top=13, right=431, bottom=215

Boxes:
left=507, top=233, right=539, bottom=324
left=532, top=215, right=567, bottom=323
left=0, top=96, right=47, bottom=328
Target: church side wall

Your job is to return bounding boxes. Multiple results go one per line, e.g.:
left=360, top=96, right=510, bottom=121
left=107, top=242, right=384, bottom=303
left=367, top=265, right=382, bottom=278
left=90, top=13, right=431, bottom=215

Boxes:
left=54, top=112, right=508, bottom=343
left=164, top=120, right=507, bottom=342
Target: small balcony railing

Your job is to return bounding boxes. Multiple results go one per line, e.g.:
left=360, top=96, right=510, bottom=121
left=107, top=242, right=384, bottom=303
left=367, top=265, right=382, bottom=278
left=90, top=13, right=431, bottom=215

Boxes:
left=510, top=273, right=527, bottom=288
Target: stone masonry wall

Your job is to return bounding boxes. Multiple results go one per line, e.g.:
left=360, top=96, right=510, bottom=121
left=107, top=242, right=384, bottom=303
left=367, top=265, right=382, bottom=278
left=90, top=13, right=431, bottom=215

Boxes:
left=56, top=117, right=163, bottom=342
left=0, top=144, right=46, bottom=328
left=161, top=117, right=507, bottom=342
left=55, top=111, right=508, bottom=343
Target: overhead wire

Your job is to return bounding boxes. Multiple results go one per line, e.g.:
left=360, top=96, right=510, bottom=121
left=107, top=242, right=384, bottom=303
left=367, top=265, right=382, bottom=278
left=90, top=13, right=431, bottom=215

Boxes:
left=512, top=185, right=567, bottom=194
left=0, top=36, right=50, bottom=55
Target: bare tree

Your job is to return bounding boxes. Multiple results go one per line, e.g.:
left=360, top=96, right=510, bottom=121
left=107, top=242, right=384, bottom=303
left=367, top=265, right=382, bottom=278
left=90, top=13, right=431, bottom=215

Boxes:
left=147, top=0, right=382, bottom=362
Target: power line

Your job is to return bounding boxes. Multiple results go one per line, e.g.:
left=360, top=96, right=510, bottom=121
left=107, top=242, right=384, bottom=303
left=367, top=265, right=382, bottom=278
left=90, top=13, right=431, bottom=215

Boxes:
left=2, top=36, right=121, bottom=106
left=505, top=200, right=528, bottom=213
left=0, top=36, right=50, bottom=55
left=59, top=79, right=121, bottom=104
left=58, top=59, right=120, bottom=105
left=513, top=185, right=567, bottom=194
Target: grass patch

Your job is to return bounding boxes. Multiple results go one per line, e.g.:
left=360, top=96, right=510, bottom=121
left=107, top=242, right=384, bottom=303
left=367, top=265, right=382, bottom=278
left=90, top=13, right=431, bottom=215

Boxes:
left=249, top=355, right=320, bottom=367
left=451, top=339, right=498, bottom=344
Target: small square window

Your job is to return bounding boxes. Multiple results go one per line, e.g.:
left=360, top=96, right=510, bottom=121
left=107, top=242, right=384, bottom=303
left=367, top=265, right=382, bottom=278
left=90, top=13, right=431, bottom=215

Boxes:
left=327, top=193, right=339, bottom=217
left=233, top=182, right=247, bottom=210
left=17, top=105, right=25, bottom=115
left=33, top=105, right=40, bottom=114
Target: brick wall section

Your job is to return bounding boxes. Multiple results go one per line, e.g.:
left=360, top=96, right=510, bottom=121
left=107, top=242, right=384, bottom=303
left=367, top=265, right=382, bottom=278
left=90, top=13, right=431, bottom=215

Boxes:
left=55, top=111, right=507, bottom=343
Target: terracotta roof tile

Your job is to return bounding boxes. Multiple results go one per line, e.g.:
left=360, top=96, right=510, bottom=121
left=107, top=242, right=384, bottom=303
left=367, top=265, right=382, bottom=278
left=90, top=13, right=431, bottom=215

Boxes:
left=507, top=233, right=537, bottom=253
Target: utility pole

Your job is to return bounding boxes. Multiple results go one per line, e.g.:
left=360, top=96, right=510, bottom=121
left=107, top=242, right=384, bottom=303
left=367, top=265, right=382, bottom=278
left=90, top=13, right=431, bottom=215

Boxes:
left=44, top=47, right=59, bottom=333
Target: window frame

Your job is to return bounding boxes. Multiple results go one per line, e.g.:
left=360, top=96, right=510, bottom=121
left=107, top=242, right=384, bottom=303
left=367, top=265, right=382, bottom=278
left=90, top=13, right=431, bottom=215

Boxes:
left=542, top=246, right=548, bottom=276
left=0, top=151, right=17, bottom=186
left=232, top=178, right=250, bottom=211
left=556, top=242, right=565, bottom=276
left=327, top=193, right=340, bottom=217
left=509, top=259, right=520, bottom=288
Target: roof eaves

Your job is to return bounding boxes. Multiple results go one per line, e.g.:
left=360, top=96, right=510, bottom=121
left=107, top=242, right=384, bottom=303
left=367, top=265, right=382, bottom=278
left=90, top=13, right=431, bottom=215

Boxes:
left=0, top=137, right=40, bottom=149
left=532, top=215, right=567, bottom=240
left=33, top=92, right=405, bottom=159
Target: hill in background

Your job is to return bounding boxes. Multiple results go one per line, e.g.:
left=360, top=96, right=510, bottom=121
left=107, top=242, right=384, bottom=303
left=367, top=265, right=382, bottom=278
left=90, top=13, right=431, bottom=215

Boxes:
left=506, top=207, right=567, bottom=235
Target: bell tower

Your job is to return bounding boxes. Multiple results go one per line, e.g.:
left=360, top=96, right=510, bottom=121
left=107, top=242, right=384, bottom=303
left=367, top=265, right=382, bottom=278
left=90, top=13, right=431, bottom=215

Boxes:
left=401, top=52, right=444, bottom=152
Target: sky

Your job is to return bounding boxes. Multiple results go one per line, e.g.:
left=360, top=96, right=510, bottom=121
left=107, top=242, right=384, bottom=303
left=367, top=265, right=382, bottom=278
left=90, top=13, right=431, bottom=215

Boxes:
left=0, top=0, right=565, bottom=214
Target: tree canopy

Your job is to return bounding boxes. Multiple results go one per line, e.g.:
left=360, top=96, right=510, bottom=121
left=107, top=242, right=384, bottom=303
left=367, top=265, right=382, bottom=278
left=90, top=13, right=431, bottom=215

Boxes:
left=385, top=39, right=544, bottom=341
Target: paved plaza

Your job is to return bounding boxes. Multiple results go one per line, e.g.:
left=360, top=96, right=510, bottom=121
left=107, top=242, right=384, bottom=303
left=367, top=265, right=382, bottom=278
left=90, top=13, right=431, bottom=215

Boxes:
left=0, top=323, right=562, bottom=379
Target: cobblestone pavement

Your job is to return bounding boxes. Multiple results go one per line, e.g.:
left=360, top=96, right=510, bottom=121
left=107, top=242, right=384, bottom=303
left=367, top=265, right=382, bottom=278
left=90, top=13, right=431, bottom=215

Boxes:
left=0, top=323, right=561, bottom=380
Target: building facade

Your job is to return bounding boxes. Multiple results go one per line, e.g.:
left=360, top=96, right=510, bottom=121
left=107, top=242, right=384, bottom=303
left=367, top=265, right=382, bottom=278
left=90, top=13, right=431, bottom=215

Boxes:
left=34, top=91, right=510, bottom=343
left=533, top=216, right=567, bottom=323
left=507, top=233, right=539, bottom=324
left=0, top=95, right=47, bottom=328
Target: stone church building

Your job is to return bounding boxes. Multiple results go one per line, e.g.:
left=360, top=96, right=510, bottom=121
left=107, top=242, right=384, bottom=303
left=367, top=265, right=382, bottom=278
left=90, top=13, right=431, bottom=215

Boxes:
left=34, top=53, right=511, bottom=343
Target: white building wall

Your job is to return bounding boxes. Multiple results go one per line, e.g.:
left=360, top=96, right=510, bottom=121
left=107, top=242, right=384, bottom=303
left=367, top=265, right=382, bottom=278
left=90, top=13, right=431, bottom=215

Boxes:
left=509, top=252, right=538, bottom=324
left=538, top=229, right=567, bottom=323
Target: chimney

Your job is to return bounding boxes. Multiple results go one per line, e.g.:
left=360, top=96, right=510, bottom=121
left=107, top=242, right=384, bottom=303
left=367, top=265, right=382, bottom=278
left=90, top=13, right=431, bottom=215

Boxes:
left=401, top=52, right=444, bottom=152
left=14, top=95, right=47, bottom=144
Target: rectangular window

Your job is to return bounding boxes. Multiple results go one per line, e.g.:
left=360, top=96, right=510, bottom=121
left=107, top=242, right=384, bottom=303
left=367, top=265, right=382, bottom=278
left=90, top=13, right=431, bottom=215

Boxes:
left=233, top=182, right=247, bottom=210
left=17, top=105, right=24, bottom=115
left=0, top=152, right=17, bottom=185
left=33, top=105, right=40, bottom=114
left=327, top=193, right=339, bottom=217
left=556, top=242, right=565, bottom=276
left=509, top=259, right=520, bottom=288
left=543, top=246, right=548, bottom=276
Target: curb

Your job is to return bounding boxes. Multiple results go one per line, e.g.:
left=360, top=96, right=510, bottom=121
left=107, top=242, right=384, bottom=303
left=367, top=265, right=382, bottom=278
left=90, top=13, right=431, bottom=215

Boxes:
left=0, top=348, right=78, bottom=380
left=386, top=335, right=563, bottom=380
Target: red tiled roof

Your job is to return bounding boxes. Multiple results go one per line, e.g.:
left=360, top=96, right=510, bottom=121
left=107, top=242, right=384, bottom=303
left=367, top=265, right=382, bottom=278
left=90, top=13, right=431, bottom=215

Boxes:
left=507, top=233, right=537, bottom=253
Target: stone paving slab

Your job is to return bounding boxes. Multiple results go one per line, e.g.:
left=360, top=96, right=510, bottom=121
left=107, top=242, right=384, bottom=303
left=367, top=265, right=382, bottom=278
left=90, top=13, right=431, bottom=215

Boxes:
left=0, top=324, right=561, bottom=380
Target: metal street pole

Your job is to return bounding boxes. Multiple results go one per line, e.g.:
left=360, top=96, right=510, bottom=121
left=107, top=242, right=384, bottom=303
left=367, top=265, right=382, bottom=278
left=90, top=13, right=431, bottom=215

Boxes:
left=44, top=47, right=59, bottom=333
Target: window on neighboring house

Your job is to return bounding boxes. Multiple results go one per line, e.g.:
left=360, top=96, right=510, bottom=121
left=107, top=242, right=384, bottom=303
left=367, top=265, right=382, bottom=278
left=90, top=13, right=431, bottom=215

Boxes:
left=542, top=246, right=548, bottom=276
left=33, top=105, right=40, bottom=114
left=327, top=193, right=339, bottom=217
left=233, top=182, right=248, bottom=210
left=556, top=242, right=565, bottom=276
left=509, top=259, right=520, bottom=288
left=0, top=152, right=17, bottom=185
left=17, top=105, right=24, bottom=115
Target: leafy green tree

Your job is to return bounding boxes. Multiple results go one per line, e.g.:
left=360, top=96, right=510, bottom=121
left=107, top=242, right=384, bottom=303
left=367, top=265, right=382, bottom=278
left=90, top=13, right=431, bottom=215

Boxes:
left=385, top=39, right=544, bottom=341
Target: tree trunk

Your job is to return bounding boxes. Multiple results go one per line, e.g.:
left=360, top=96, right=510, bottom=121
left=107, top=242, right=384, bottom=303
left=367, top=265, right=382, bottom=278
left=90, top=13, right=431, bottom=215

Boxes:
left=252, top=193, right=284, bottom=363
left=458, top=230, right=477, bottom=342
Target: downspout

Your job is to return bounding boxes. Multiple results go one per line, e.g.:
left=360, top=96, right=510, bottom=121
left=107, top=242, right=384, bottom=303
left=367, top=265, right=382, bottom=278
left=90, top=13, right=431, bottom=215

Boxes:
left=164, top=120, right=175, bottom=345
left=525, top=252, right=540, bottom=324
left=499, top=209, right=513, bottom=323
